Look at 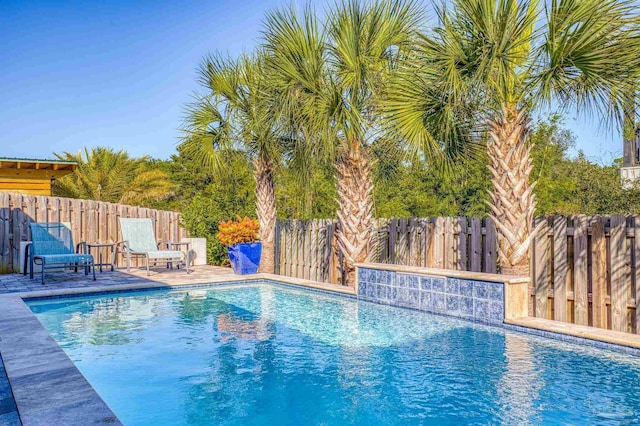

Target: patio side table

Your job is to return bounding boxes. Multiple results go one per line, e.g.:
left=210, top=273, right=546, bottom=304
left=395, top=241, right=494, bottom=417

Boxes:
left=166, top=241, right=191, bottom=269
left=86, top=242, right=117, bottom=272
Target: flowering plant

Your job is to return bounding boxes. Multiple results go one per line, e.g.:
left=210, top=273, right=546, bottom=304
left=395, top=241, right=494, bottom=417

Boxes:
left=216, top=216, right=260, bottom=247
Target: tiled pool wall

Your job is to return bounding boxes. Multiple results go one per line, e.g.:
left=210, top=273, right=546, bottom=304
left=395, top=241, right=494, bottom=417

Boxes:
left=357, top=268, right=505, bottom=324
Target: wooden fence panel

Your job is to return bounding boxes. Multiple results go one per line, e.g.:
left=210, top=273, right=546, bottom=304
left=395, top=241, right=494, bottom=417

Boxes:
left=0, top=192, right=186, bottom=273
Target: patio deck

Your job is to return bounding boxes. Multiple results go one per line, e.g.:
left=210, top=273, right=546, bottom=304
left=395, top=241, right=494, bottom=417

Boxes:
left=0, top=265, right=235, bottom=295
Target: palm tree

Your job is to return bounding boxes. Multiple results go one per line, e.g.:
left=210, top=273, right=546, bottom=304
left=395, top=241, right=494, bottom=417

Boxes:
left=385, top=0, right=640, bottom=275
left=53, top=147, right=173, bottom=205
left=180, top=53, right=284, bottom=273
left=262, top=0, right=427, bottom=286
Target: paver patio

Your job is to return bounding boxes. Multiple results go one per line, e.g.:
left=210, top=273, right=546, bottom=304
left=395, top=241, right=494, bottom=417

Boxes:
left=0, top=265, right=235, bottom=295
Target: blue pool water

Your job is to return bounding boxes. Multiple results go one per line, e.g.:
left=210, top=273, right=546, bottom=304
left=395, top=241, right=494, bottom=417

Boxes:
left=28, top=283, right=640, bottom=425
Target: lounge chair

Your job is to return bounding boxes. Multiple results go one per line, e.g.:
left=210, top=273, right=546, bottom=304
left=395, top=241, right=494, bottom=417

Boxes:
left=25, top=222, right=95, bottom=284
left=119, top=218, right=189, bottom=275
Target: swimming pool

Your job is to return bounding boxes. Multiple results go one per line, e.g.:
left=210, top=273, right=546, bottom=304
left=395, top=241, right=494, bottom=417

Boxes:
left=28, top=282, right=640, bottom=425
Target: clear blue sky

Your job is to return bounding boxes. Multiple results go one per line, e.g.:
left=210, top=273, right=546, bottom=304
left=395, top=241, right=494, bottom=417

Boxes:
left=0, top=0, right=623, bottom=163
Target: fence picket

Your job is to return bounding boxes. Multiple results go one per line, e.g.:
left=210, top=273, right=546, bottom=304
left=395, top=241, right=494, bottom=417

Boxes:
left=610, top=215, right=628, bottom=332
left=553, top=216, right=568, bottom=322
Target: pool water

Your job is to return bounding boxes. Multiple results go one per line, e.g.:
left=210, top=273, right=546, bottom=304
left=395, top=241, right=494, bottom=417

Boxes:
left=29, top=283, right=640, bottom=425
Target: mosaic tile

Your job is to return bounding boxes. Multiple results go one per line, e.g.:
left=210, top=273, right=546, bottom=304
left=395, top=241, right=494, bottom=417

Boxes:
left=420, top=277, right=431, bottom=291
left=420, top=291, right=432, bottom=311
left=459, top=297, right=474, bottom=317
left=459, top=279, right=473, bottom=297
left=407, top=275, right=419, bottom=289
left=433, top=293, right=446, bottom=312
left=397, top=288, right=409, bottom=304
left=397, top=274, right=407, bottom=288
left=408, top=289, right=420, bottom=308
left=389, top=286, right=398, bottom=300
left=446, top=278, right=459, bottom=295
left=474, top=281, right=489, bottom=299
left=446, top=294, right=459, bottom=314
left=367, top=283, right=376, bottom=298
left=474, top=299, right=489, bottom=321
left=489, top=282, right=504, bottom=301
left=432, top=277, right=446, bottom=293
left=489, top=302, right=504, bottom=322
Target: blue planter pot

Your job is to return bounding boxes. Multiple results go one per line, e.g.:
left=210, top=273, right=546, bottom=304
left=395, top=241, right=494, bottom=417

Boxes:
left=228, top=242, right=262, bottom=275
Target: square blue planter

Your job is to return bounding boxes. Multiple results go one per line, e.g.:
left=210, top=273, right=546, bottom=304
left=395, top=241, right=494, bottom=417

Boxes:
left=228, top=242, right=262, bottom=275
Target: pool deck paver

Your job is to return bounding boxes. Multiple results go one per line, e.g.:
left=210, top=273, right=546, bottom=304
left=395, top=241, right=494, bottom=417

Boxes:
left=0, top=353, right=20, bottom=426
left=0, top=265, right=353, bottom=425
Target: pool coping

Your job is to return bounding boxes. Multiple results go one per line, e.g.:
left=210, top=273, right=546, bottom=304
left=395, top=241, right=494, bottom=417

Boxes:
left=0, top=273, right=353, bottom=425
left=354, top=262, right=530, bottom=284
left=506, top=317, right=640, bottom=350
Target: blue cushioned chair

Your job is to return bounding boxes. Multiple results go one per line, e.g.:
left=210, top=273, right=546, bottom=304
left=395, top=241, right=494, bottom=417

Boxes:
left=26, top=222, right=95, bottom=284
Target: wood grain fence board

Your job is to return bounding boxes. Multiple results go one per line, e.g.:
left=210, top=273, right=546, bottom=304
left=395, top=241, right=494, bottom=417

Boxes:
left=0, top=193, right=9, bottom=273
left=274, top=221, right=281, bottom=275
left=398, top=218, right=408, bottom=265
left=304, top=220, right=312, bottom=280
left=484, top=218, right=497, bottom=273
left=444, top=217, right=455, bottom=270
left=388, top=219, right=397, bottom=264
left=469, top=217, right=482, bottom=272
left=573, top=215, right=589, bottom=325
left=553, top=216, right=568, bottom=322
left=533, top=217, right=551, bottom=318
left=610, top=215, right=628, bottom=332
left=592, top=221, right=607, bottom=329
left=424, top=219, right=434, bottom=267
left=635, top=218, right=640, bottom=333
left=433, top=217, right=444, bottom=269
left=409, top=218, right=419, bottom=266
left=457, top=217, right=467, bottom=271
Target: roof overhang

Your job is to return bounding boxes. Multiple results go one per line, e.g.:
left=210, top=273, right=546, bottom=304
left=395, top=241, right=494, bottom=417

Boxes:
left=0, top=158, right=77, bottom=180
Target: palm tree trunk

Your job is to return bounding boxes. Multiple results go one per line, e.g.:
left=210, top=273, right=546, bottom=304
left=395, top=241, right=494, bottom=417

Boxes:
left=336, top=146, right=375, bottom=287
left=255, top=157, right=277, bottom=274
left=487, top=107, right=541, bottom=276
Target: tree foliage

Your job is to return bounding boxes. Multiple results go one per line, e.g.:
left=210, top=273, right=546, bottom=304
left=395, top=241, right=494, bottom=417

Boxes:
left=52, top=147, right=173, bottom=206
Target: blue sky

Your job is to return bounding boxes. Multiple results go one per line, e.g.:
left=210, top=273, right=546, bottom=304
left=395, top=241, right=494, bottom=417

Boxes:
left=0, top=0, right=623, bottom=163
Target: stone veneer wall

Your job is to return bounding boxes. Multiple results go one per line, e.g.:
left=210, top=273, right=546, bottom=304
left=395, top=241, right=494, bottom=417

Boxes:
left=357, top=267, right=505, bottom=324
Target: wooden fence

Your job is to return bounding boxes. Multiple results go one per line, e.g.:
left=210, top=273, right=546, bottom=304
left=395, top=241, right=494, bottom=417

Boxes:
left=275, top=217, right=497, bottom=285
left=275, top=216, right=640, bottom=334
left=0, top=192, right=187, bottom=273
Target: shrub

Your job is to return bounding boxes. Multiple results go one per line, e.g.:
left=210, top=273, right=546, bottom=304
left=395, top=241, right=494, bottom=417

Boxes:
left=216, top=216, right=260, bottom=247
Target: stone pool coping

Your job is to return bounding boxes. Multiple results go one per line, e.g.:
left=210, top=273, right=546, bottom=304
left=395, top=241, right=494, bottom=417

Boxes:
left=354, top=262, right=530, bottom=284
left=506, top=317, right=640, bottom=350
left=0, top=272, right=353, bottom=425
